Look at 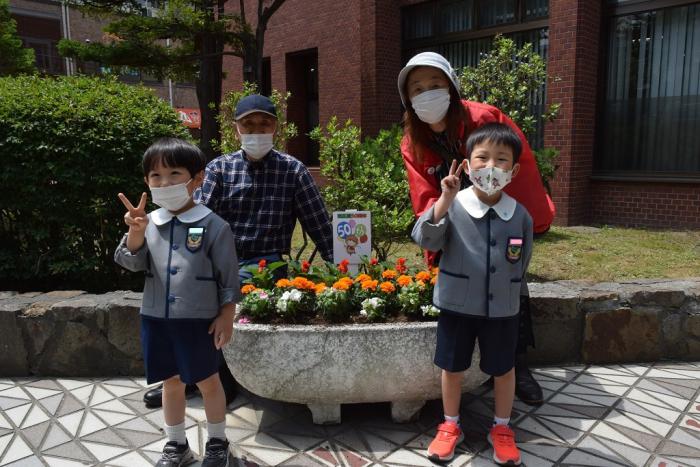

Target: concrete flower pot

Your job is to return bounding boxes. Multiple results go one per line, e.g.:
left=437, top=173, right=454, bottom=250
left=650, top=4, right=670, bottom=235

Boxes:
left=223, top=321, right=488, bottom=424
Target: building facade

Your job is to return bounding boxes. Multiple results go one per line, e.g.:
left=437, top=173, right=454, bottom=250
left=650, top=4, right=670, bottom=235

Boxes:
left=222, top=0, right=699, bottom=228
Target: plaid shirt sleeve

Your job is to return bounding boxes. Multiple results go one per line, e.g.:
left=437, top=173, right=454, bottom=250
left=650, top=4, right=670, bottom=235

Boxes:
left=199, top=159, right=223, bottom=212
left=294, top=166, right=334, bottom=262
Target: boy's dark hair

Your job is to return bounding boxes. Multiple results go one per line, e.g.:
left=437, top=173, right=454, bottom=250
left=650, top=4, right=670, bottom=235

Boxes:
left=465, top=123, right=522, bottom=163
left=142, top=137, right=206, bottom=177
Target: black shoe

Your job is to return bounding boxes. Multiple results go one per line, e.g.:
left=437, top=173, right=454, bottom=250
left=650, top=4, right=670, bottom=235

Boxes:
left=156, top=440, right=194, bottom=467
left=143, top=384, right=200, bottom=408
left=514, top=353, right=543, bottom=406
left=202, top=438, right=230, bottom=467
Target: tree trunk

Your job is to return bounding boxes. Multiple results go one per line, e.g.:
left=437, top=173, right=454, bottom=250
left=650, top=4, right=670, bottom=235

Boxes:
left=196, top=32, right=224, bottom=161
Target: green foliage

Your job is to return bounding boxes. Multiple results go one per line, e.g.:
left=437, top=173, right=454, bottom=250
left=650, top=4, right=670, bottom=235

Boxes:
left=533, top=147, right=559, bottom=195
left=0, top=75, right=188, bottom=291
left=218, top=82, right=297, bottom=154
left=311, top=118, right=414, bottom=261
left=459, top=35, right=560, bottom=187
left=0, top=0, right=35, bottom=76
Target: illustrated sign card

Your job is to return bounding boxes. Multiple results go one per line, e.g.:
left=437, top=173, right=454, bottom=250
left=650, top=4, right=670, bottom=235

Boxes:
left=332, top=211, right=371, bottom=265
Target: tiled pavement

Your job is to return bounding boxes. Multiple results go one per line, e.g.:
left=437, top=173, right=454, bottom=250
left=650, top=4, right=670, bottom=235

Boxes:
left=1, top=362, right=699, bottom=466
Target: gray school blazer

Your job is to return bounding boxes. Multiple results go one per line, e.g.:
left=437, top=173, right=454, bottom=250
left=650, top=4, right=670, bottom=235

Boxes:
left=114, top=204, right=240, bottom=320
left=412, top=190, right=533, bottom=319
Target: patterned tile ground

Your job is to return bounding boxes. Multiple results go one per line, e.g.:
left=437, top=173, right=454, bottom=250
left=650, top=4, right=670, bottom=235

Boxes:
left=1, top=362, right=699, bottom=466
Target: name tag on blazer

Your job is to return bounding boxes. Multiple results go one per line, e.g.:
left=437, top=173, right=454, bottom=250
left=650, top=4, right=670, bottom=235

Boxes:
left=187, top=227, right=205, bottom=252
left=506, top=237, right=523, bottom=263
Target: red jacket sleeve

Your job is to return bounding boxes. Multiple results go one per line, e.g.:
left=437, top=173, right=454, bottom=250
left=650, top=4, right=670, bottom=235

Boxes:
left=487, top=107, right=555, bottom=234
left=400, top=135, right=441, bottom=218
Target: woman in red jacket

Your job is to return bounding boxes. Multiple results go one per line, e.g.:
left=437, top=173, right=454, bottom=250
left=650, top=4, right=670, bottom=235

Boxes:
left=399, top=52, right=553, bottom=407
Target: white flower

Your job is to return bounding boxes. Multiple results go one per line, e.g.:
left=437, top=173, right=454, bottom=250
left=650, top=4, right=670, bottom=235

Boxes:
left=361, top=297, right=384, bottom=315
left=289, top=289, right=303, bottom=302
left=421, top=304, right=440, bottom=317
left=359, top=308, right=367, bottom=316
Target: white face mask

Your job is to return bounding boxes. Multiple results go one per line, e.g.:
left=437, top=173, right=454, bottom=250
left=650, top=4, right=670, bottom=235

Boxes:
left=240, top=133, right=274, bottom=160
left=411, top=88, right=451, bottom=124
left=467, top=162, right=513, bottom=196
left=150, top=179, right=192, bottom=211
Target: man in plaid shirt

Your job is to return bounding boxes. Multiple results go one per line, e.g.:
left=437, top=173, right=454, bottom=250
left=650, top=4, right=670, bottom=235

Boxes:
left=142, top=94, right=334, bottom=409
left=199, top=94, right=334, bottom=267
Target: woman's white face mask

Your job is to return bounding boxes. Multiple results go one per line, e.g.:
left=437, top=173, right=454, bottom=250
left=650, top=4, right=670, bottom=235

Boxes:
left=411, top=88, right=451, bottom=124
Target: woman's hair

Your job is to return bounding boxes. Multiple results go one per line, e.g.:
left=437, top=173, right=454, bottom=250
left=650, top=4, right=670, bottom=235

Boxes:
left=142, top=137, right=206, bottom=177
left=465, top=122, right=522, bottom=163
left=402, top=69, right=468, bottom=162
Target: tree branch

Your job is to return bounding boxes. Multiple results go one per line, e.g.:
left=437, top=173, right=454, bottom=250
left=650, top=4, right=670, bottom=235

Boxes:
left=239, top=0, right=246, bottom=23
left=260, top=0, right=285, bottom=25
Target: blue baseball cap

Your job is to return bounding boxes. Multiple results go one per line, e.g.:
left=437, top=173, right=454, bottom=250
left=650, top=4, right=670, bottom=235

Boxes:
left=234, top=94, right=277, bottom=120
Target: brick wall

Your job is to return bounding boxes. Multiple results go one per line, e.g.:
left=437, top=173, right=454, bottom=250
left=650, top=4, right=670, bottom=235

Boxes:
left=590, top=181, right=700, bottom=229
left=545, top=0, right=601, bottom=226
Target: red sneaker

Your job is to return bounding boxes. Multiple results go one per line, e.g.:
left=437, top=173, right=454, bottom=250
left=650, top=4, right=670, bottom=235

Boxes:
left=426, top=421, right=463, bottom=462
left=488, top=424, right=521, bottom=465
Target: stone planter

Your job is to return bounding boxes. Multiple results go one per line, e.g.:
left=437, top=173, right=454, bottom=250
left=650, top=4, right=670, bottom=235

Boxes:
left=222, top=321, right=488, bottom=424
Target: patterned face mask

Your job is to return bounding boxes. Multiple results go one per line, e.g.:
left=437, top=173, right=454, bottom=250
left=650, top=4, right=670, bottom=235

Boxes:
left=466, top=161, right=513, bottom=196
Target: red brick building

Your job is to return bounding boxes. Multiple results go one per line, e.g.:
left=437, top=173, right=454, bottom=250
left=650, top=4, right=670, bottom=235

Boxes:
left=223, top=0, right=700, bottom=228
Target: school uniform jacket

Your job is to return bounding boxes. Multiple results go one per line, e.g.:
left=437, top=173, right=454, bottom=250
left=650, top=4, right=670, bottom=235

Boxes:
left=114, top=204, right=240, bottom=320
left=412, top=187, right=533, bottom=319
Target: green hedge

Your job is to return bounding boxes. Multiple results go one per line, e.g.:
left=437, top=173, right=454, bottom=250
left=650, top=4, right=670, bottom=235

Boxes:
left=0, top=75, right=189, bottom=292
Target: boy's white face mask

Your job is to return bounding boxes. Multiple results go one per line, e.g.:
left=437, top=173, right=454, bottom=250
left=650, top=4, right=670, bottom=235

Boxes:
left=467, top=162, right=513, bottom=196
left=239, top=133, right=274, bottom=160
left=411, top=88, right=451, bottom=124
left=150, top=179, right=192, bottom=211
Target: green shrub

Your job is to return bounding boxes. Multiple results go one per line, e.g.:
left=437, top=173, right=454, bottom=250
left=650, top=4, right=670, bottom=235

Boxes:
left=311, top=118, right=414, bottom=261
left=0, top=75, right=188, bottom=291
left=218, top=82, right=297, bottom=154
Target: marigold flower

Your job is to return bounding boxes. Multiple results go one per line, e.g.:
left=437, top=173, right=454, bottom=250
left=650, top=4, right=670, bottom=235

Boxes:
left=430, top=276, right=437, bottom=285
left=415, top=271, right=431, bottom=282
left=354, top=273, right=372, bottom=283
left=338, top=259, right=350, bottom=274
left=382, top=269, right=398, bottom=280
left=379, top=281, right=396, bottom=293
left=397, top=275, right=413, bottom=287
left=431, top=266, right=439, bottom=276
left=370, top=257, right=379, bottom=266
left=361, top=279, right=378, bottom=291
left=258, top=259, right=267, bottom=272
left=301, top=260, right=311, bottom=273
left=314, top=282, right=327, bottom=294
left=275, top=278, right=292, bottom=288
left=332, top=279, right=351, bottom=291
left=241, top=284, right=257, bottom=294
left=292, top=276, right=316, bottom=291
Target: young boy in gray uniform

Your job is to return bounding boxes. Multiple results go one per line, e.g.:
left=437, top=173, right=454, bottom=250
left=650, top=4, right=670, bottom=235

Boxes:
left=412, top=123, right=533, bottom=465
left=115, top=138, right=239, bottom=467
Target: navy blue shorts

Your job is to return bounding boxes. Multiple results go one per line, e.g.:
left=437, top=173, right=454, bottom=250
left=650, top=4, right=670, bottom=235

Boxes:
left=141, top=317, right=220, bottom=385
left=434, top=312, right=519, bottom=376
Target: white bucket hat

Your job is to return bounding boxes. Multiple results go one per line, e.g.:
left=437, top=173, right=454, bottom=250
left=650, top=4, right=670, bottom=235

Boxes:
left=397, top=52, right=460, bottom=108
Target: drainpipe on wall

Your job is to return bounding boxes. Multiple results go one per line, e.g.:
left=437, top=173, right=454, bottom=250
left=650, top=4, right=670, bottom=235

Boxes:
left=60, top=1, right=74, bottom=75
left=166, top=38, right=173, bottom=107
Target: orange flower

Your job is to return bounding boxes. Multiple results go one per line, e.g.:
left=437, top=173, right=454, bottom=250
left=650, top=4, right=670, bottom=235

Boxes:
left=382, top=269, right=398, bottom=280
left=415, top=271, right=431, bottom=282
left=332, top=279, right=352, bottom=291
left=338, top=259, right=350, bottom=274
left=397, top=275, right=413, bottom=287
left=396, top=257, right=407, bottom=274
left=416, top=280, right=426, bottom=288
left=431, top=266, right=439, bottom=276
left=292, top=276, right=316, bottom=291
left=354, top=273, right=372, bottom=283
left=430, top=276, right=437, bottom=285
left=361, top=279, right=378, bottom=291
left=241, top=284, right=257, bottom=294
left=315, top=282, right=327, bottom=294
left=275, top=278, right=292, bottom=288
left=379, top=281, right=396, bottom=293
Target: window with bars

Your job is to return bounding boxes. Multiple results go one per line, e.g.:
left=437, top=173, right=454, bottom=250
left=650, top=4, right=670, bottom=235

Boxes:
left=597, top=2, right=700, bottom=176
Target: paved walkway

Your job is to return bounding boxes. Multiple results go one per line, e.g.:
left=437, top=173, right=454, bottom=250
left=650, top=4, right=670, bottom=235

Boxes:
left=1, top=362, right=699, bottom=466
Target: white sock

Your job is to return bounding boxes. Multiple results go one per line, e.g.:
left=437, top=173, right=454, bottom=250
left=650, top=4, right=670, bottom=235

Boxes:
left=493, top=416, right=510, bottom=426
left=207, top=420, right=226, bottom=441
left=444, top=414, right=460, bottom=426
left=164, top=421, right=187, bottom=445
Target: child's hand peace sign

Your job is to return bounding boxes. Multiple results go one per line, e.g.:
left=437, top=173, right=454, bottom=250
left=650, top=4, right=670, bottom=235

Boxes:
left=118, top=192, right=149, bottom=233
left=440, top=159, right=467, bottom=200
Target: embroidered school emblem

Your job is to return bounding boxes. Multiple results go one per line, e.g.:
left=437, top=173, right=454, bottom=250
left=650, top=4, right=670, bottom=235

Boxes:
left=186, top=227, right=204, bottom=252
left=506, top=237, right=523, bottom=263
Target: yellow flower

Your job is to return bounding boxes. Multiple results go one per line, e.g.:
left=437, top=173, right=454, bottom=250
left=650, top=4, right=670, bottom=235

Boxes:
left=382, top=269, right=398, bottom=280
left=275, top=278, right=292, bottom=288
left=397, top=275, right=413, bottom=287
left=415, top=271, right=431, bottom=282
left=354, top=273, right=372, bottom=283
left=241, top=284, right=257, bottom=295
left=361, top=279, right=378, bottom=291
left=379, top=281, right=396, bottom=293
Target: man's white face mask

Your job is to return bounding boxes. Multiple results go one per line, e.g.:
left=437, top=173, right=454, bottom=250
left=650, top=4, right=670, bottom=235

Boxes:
left=239, top=132, right=274, bottom=160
